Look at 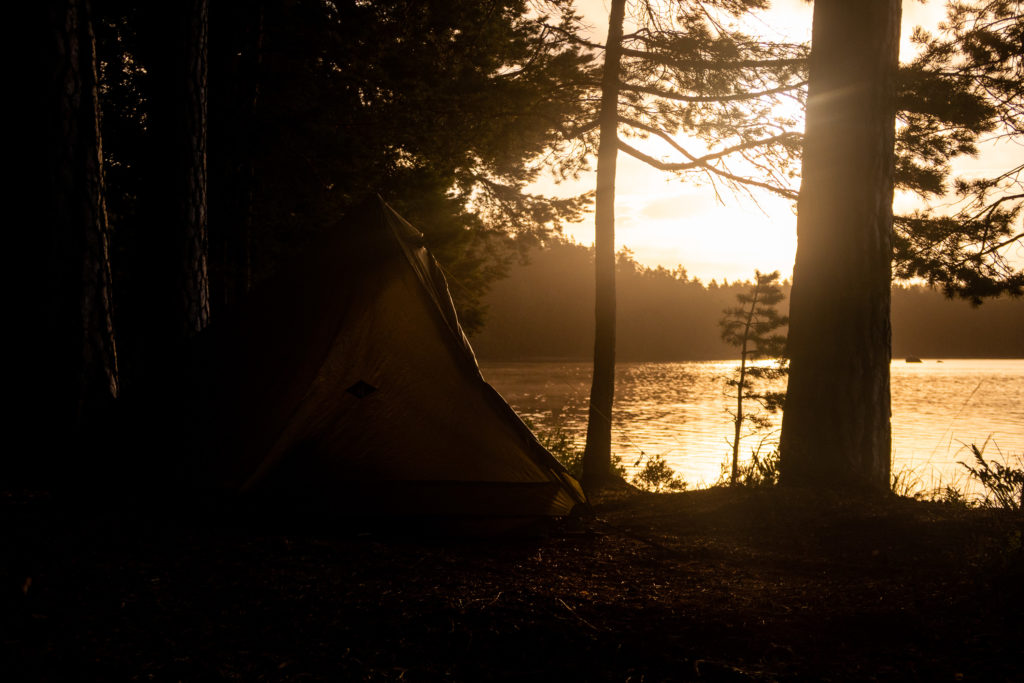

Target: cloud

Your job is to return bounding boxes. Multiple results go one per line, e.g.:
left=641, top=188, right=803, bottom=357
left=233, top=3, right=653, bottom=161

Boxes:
left=639, top=193, right=719, bottom=220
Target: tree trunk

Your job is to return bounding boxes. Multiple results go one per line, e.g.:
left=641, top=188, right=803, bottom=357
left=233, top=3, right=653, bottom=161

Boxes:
left=779, top=0, right=901, bottom=491
left=208, top=0, right=263, bottom=316
left=732, top=293, right=757, bottom=487
left=732, top=347, right=745, bottom=486
left=129, top=0, right=210, bottom=384
left=16, top=0, right=120, bottom=486
left=582, top=0, right=627, bottom=492
left=179, top=0, right=210, bottom=335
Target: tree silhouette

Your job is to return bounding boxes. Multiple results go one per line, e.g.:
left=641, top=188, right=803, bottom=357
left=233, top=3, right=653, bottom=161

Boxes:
left=893, top=0, right=1023, bottom=300
left=133, top=2, right=210, bottom=359
left=229, top=0, right=596, bottom=333
left=779, top=0, right=901, bottom=491
left=719, top=270, right=787, bottom=487
left=577, top=0, right=807, bottom=489
left=12, top=0, right=120, bottom=488
left=582, top=0, right=627, bottom=492
left=95, top=1, right=597, bottom=339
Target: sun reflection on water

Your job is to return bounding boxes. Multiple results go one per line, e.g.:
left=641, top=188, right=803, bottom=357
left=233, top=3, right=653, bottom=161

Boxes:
left=482, top=359, right=1024, bottom=494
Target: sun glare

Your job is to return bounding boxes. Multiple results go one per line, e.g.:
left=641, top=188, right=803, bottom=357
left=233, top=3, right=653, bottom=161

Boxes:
left=536, top=0, right=978, bottom=282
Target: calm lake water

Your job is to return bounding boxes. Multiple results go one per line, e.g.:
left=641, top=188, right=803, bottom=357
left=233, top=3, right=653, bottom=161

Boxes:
left=480, top=359, right=1024, bottom=494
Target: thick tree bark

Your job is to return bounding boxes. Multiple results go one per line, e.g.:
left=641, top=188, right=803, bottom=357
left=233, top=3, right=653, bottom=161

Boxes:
left=129, top=0, right=210, bottom=384
left=15, top=0, right=120, bottom=486
left=582, top=0, right=627, bottom=492
left=208, top=0, right=263, bottom=315
left=94, top=2, right=211, bottom=494
left=179, top=0, right=211, bottom=335
left=779, top=0, right=901, bottom=491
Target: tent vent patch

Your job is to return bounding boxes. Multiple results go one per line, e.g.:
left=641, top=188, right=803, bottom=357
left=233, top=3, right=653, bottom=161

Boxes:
left=346, top=380, right=377, bottom=398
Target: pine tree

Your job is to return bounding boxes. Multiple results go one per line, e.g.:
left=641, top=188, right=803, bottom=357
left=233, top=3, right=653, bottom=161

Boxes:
left=238, top=0, right=597, bottom=332
left=893, top=0, right=1023, bottom=301
left=94, top=1, right=597, bottom=338
left=17, top=0, right=120, bottom=487
left=719, top=271, right=787, bottom=487
left=578, top=0, right=807, bottom=489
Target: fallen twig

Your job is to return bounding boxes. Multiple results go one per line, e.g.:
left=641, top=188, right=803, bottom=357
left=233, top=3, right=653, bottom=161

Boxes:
left=556, top=597, right=602, bottom=632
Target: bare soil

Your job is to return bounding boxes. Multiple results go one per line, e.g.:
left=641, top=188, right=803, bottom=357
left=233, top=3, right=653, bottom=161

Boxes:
left=4, top=486, right=1022, bottom=681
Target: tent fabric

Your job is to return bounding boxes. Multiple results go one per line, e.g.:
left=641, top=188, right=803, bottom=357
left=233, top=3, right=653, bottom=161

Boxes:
left=195, top=199, right=585, bottom=519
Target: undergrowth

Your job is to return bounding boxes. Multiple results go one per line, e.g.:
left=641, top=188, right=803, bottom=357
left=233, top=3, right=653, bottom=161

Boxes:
left=534, top=418, right=1020, bottom=507
left=529, top=421, right=626, bottom=481
left=893, top=440, right=1023, bottom=511
left=529, top=420, right=687, bottom=493
left=717, top=438, right=781, bottom=488
left=961, top=441, right=1023, bottom=510
left=631, top=452, right=687, bottom=493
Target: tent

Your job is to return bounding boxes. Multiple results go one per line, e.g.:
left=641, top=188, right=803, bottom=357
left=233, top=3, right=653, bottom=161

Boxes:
left=192, top=199, right=585, bottom=521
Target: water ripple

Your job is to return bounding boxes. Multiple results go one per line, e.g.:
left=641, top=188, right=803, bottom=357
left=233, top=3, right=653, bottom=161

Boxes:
left=482, top=359, right=1024, bottom=492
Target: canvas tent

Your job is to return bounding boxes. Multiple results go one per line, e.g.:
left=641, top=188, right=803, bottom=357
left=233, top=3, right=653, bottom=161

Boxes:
left=191, top=199, right=585, bottom=520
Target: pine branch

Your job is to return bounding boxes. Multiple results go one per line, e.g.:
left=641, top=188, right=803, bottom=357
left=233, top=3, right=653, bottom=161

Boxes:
left=616, top=138, right=798, bottom=199
left=617, top=78, right=807, bottom=104
left=620, top=47, right=807, bottom=72
left=617, top=115, right=801, bottom=166
left=974, top=229, right=1024, bottom=258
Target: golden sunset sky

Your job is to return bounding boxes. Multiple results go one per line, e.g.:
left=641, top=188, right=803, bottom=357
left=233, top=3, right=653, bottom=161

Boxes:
left=532, top=0, right=1024, bottom=283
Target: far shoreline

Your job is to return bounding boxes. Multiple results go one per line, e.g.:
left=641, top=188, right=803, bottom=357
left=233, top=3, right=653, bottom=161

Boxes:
left=477, top=356, right=1024, bottom=363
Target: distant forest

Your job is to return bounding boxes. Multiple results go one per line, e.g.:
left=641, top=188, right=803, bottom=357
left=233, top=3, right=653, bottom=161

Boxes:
left=472, top=241, right=1024, bottom=361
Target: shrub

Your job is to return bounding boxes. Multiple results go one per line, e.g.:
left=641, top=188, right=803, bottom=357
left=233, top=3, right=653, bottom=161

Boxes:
left=929, top=485, right=970, bottom=506
left=631, top=452, right=687, bottom=493
left=718, top=438, right=780, bottom=488
left=961, top=441, right=1023, bottom=510
left=891, top=466, right=922, bottom=498
left=736, top=447, right=781, bottom=488
left=531, top=421, right=625, bottom=481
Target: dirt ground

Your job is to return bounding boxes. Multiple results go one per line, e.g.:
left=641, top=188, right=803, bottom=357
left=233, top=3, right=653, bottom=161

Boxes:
left=4, top=486, right=1022, bottom=681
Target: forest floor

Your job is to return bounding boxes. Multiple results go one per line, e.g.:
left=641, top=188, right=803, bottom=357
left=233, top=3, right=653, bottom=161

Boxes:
left=4, top=485, right=1022, bottom=682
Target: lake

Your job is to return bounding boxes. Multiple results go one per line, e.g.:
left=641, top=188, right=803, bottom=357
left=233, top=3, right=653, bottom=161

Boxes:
left=479, top=358, right=1024, bottom=495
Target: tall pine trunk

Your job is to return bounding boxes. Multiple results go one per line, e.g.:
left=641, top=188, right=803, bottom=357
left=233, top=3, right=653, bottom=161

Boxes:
left=17, top=0, right=120, bottom=487
left=129, top=0, right=210, bottom=386
left=113, top=2, right=210, bottom=493
left=209, top=0, right=263, bottom=315
left=582, top=0, right=627, bottom=492
left=179, top=0, right=211, bottom=335
left=779, top=0, right=901, bottom=491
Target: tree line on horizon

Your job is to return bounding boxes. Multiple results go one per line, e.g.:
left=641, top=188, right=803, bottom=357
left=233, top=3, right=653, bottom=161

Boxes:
left=472, top=240, right=1024, bottom=361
